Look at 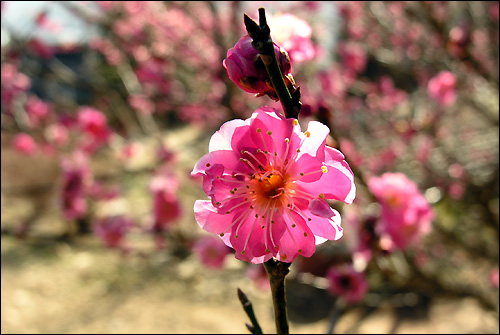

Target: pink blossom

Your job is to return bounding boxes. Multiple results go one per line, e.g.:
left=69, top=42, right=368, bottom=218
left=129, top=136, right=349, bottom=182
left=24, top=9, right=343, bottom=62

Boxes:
left=128, top=94, right=155, bottom=115
left=93, top=215, right=134, bottom=250
left=326, top=263, right=368, bottom=304
left=76, top=106, right=112, bottom=153
left=490, top=268, right=499, bottom=288
left=267, top=13, right=316, bottom=63
left=246, top=264, right=270, bottom=291
left=12, top=133, right=37, bottom=155
left=338, top=42, right=367, bottom=75
left=368, top=173, right=434, bottom=251
left=191, top=107, right=356, bottom=264
left=25, top=95, right=51, bottom=127
left=448, top=182, right=465, bottom=200
left=88, top=182, right=121, bottom=201
left=27, top=38, right=55, bottom=59
left=150, top=172, right=182, bottom=234
left=44, top=123, right=68, bottom=147
left=427, top=71, right=457, bottom=107
left=193, top=235, right=232, bottom=269
left=223, top=35, right=293, bottom=101
left=1, top=63, right=31, bottom=113
left=61, top=151, right=92, bottom=221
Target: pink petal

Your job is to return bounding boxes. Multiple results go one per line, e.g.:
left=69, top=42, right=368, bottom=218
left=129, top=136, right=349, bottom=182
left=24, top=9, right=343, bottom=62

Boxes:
left=248, top=107, right=301, bottom=158
left=308, top=198, right=335, bottom=217
left=276, top=211, right=316, bottom=262
left=296, top=146, right=356, bottom=204
left=209, top=118, right=248, bottom=152
left=194, top=200, right=234, bottom=236
left=302, top=207, right=343, bottom=242
left=230, top=209, right=286, bottom=262
left=286, top=153, right=323, bottom=182
left=298, top=120, right=330, bottom=162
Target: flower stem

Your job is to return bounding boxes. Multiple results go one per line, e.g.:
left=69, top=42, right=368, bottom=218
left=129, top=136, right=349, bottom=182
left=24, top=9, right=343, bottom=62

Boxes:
left=263, top=258, right=292, bottom=334
left=244, top=8, right=301, bottom=119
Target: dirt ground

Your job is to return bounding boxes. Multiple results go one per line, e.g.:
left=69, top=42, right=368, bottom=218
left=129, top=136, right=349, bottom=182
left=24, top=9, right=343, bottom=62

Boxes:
left=1, top=126, right=499, bottom=334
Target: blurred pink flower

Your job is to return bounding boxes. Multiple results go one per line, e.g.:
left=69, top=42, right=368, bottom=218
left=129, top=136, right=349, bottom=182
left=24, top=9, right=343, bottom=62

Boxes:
left=119, top=142, right=142, bottom=162
left=223, top=35, right=293, bottom=101
left=268, top=13, right=316, bottom=63
left=191, top=107, right=355, bottom=264
left=150, top=172, right=182, bottom=234
left=427, top=71, right=457, bottom=107
left=61, top=151, right=92, bottom=221
left=326, top=263, right=368, bottom=304
left=76, top=106, right=112, bottom=153
left=368, top=173, right=434, bottom=251
left=193, top=235, right=232, bottom=269
left=12, top=133, right=37, bottom=155
left=44, top=123, right=69, bottom=148
left=448, top=182, right=465, bottom=200
left=246, top=264, right=270, bottom=291
left=88, top=182, right=121, bottom=201
left=490, top=268, right=499, bottom=288
left=93, top=215, right=134, bottom=250
left=1, top=63, right=31, bottom=113
left=128, top=94, right=155, bottom=115
left=338, top=42, right=367, bottom=75
left=27, top=38, right=55, bottom=59
left=25, top=95, right=51, bottom=127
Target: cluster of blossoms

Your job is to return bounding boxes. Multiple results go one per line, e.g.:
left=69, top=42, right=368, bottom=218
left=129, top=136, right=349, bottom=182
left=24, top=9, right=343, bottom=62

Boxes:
left=192, top=107, right=355, bottom=264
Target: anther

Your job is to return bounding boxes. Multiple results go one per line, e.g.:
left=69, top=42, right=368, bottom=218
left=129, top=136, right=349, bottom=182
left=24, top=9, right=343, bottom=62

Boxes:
left=267, top=131, right=272, bottom=135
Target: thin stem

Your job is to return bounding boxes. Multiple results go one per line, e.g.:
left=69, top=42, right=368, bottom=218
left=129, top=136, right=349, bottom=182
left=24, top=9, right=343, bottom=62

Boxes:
left=263, top=258, right=292, bottom=334
left=237, top=288, right=264, bottom=334
left=244, top=8, right=301, bottom=119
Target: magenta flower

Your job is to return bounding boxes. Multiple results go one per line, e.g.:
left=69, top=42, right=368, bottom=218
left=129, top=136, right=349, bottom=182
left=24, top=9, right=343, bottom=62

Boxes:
left=191, top=107, right=356, bottom=264
left=326, top=263, right=368, bottom=304
left=427, top=71, right=457, bottom=107
left=193, top=235, right=232, bottom=270
left=150, top=172, right=182, bottom=234
left=25, top=95, right=51, bottom=127
left=76, top=106, right=112, bottom=153
left=61, top=151, right=92, bottom=221
left=93, top=215, right=134, bottom=250
left=12, top=133, right=37, bottom=155
left=223, top=35, right=294, bottom=101
left=268, top=13, right=316, bottom=63
left=338, top=42, right=367, bottom=75
left=368, top=172, right=434, bottom=251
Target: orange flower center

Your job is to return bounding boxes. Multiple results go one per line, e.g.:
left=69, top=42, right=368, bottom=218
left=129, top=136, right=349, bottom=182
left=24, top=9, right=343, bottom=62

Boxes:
left=254, top=172, right=285, bottom=199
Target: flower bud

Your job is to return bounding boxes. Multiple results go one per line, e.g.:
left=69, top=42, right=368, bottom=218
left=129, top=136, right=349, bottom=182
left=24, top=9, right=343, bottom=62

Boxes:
left=223, top=35, right=294, bottom=101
